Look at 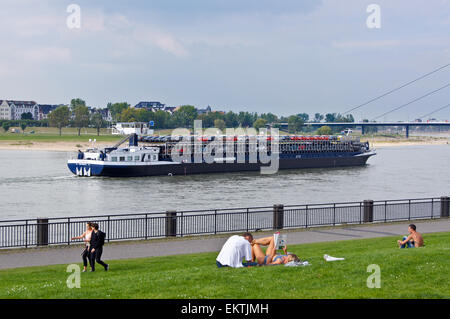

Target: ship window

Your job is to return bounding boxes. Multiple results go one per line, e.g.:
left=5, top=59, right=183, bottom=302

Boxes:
left=120, top=156, right=125, bottom=162
left=111, top=157, right=117, bottom=162
left=127, top=156, right=133, bottom=161
left=135, top=156, right=140, bottom=161
left=153, top=155, right=157, bottom=161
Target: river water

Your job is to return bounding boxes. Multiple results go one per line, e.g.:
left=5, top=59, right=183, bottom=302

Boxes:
left=0, top=145, right=449, bottom=220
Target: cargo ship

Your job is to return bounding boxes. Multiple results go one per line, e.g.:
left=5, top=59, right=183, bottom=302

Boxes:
left=67, top=134, right=376, bottom=177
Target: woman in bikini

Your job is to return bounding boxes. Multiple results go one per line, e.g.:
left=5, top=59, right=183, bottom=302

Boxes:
left=71, top=222, right=94, bottom=272
left=251, top=235, right=299, bottom=265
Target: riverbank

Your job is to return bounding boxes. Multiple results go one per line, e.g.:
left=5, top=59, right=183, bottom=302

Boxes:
left=368, top=136, right=450, bottom=148
left=0, top=140, right=114, bottom=152
left=0, top=136, right=448, bottom=151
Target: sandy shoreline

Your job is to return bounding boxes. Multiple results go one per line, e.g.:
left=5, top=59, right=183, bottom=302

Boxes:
left=0, top=141, right=113, bottom=152
left=0, top=138, right=448, bottom=152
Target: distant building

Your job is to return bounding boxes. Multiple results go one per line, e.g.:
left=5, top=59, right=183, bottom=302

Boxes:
left=0, top=100, right=12, bottom=120
left=92, top=108, right=112, bottom=122
left=37, top=104, right=60, bottom=120
left=0, top=100, right=39, bottom=120
left=134, top=101, right=166, bottom=111
left=197, top=105, right=212, bottom=115
left=162, top=106, right=177, bottom=114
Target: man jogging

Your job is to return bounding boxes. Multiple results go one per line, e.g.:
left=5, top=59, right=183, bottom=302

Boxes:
left=89, top=223, right=109, bottom=271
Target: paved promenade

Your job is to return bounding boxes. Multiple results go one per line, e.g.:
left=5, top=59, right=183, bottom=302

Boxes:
left=0, top=219, right=448, bottom=270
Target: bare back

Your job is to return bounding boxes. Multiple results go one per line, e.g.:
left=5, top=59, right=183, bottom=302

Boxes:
left=411, top=231, right=424, bottom=247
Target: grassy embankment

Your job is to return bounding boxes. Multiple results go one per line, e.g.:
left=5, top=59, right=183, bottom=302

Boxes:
left=0, top=231, right=449, bottom=299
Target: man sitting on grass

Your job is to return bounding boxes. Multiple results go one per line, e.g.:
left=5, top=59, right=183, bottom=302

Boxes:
left=397, top=224, right=424, bottom=248
left=216, top=232, right=253, bottom=268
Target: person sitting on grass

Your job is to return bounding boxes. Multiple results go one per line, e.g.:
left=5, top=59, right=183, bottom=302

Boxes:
left=251, top=234, right=299, bottom=265
left=397, top=224, right=424, bottom=248
left=216, top=232, right=254, bottom=268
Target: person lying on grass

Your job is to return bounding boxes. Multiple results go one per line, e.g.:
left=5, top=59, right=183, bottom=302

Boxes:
left=251, top=235, right=299, bottom=265
left=397, top=224, right=424, bottom=248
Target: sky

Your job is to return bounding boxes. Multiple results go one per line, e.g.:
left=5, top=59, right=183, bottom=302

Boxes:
left=0, top=0, right=449, bottom=121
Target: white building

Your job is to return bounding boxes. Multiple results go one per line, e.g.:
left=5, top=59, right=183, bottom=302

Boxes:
left=0, top=100, right=39, bottom=120
left=0, top=100, right=12, bottom=120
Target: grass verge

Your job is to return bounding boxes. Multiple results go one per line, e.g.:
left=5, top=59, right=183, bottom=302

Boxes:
left=0, top=232, right=449, bottom=299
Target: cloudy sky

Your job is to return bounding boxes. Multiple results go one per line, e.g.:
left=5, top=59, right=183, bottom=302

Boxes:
left=1, top=0, right=449, bottom=120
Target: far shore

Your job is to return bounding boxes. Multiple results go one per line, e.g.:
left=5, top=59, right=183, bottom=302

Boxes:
left=0, top=136, right=448, bottom=152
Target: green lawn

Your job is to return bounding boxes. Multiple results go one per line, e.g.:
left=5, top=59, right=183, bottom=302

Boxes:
left=0, top=232, right=449, bottom=299
left=0, top=127, right=178, bottom=143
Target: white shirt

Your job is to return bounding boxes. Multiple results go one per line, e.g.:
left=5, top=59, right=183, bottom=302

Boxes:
left=216, top=235, right=252, bottom=268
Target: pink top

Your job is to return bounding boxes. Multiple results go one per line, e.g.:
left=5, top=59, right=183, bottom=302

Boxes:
left=84, top=230, right=93, bottom=246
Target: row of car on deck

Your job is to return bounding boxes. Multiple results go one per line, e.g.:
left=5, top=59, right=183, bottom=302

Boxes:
left=140, top=135, right=342, bottom=143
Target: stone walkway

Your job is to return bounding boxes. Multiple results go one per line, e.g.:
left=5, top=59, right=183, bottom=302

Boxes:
left=0, top=219, right=448, bottom=270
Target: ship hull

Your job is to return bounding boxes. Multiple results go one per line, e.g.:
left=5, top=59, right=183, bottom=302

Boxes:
left=68, top=153, right=375, bottom=177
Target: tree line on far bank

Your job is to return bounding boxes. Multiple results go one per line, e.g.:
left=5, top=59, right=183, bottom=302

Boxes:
left=1, top=98, right=360, bottom=136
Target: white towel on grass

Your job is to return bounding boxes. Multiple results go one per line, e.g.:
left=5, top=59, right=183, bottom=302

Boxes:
left=324, top=254, right=345, bottom=261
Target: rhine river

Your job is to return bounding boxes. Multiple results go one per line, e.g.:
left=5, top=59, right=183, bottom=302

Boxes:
left=0, top=145, right=449, bottom=220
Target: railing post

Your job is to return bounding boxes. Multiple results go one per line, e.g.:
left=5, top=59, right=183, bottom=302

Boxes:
left=166, top=211, right=177, bottom=237
left=359, top=202, right=362, bottom=224
left=25, top=220, right=28, bottom=248
left=214, top=210, right=217, bottom=235
left=107, top=216, right=111, bottom=242
left=363, top=200, right=374, bottom=223
left=36, top=218, right=49, bottom=246
left=408, top=200, right=411, bottom=220
left=441, top=196, right=449, bottom=218
left=273, top=204, right=284, bottom=230
left=67, top=218, right=71, bottom=245
left=431, top=198, right=434, bottom=219
left=246, top=208, right=249, bottom=232
left=333, top=204, right=336, bottom=226
left=305, top=205, right=308, bottom=228
left=145, top=214, right=148, bottom=240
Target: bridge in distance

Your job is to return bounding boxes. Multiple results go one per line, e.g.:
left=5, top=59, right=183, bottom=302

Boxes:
left=274, top=122, right=450, bottom=138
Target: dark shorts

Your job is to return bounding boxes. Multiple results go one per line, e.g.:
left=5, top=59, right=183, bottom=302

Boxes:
left=216, top=261, right=229, bottom=268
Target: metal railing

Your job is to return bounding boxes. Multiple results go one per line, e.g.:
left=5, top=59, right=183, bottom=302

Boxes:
left=0, top=196, right=448, bottom=249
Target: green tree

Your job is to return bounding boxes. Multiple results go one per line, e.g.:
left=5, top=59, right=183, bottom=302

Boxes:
left=314, top=113, right=324, bottom=122
left=74, top=105, right=90, bottom=136
left=48, top=105, right=70, bottom=136
left=20, top=122, right=27, bottom=133
left=260, top=113, right=278, bottom=124
left=2, top=122, right=11, bottom=133
left=70, top=98, right=86, bottom=111
left=224, top=111, right=239, bottom=128
left=107, top=102, right=130, bottom=121
left=214, top=119, right=226, bottom=131
left=325, top=113, right=337, bottom=123
left=153, top=110, right=170, bottom=129
left=288, top=115, right=304, bottom=134
left=316, top=125, right=332, bottom=135
left=91, top=112, right=105, bottom=136
left=297, top=113, right=309, bottom=122
left=172, top=105, right=198, bottom=128
left=237, top=112, right=255, bottom=127
left=253, top=118, right=268, bottom=131
left=21, top=112, right=33, bottom=120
